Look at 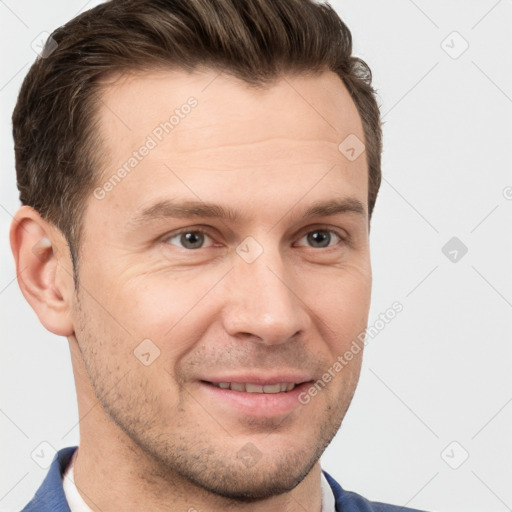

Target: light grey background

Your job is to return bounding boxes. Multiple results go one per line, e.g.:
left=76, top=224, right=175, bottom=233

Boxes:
left=1, top=1, right=511, bottom=511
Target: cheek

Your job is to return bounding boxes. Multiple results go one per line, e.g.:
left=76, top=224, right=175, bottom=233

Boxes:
left=119, top=272, right=222, bottom=327
left=81, top=266, right=228, bottom=368
left=301, top=263, right=371, bottom=349
left=300, top=272, right=371, bottom=368
left=73, top=287, right=182, bottom=406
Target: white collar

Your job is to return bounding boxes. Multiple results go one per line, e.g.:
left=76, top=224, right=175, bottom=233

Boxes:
left=62, top=450, right=94, bottom=512
left=321, top=470, right=337, bottom=512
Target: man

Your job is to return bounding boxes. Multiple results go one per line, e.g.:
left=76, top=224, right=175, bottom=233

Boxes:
left=9, top=0, right=426, bottom=511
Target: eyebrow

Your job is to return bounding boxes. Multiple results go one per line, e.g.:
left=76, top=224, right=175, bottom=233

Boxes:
left=129, top=197, right=366, bottom=226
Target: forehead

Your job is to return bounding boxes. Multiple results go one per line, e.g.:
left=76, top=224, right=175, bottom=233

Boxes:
left=96, top=68, right=363, bottom=151
left=89, top=68, right=368, bottom=225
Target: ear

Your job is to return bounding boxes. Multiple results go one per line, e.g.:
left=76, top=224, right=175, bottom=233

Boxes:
left=9, top=205, right=75, bottom=337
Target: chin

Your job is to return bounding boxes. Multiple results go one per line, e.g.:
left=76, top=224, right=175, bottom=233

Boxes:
left=186, top=457, right=314, bottom=502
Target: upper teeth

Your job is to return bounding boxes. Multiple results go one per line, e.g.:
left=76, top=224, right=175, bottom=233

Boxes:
left=211, top=382, right=296, bottom=393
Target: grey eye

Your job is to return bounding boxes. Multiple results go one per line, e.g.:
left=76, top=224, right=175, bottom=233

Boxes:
left=167, top=231, right=212, bottom=249
left=298, top=230, right=341, bottom=248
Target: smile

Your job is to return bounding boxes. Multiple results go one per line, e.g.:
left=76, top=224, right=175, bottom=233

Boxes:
left=206, top=381, right=297, bottom=393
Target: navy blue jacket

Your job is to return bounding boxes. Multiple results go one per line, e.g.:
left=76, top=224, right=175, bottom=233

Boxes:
left=21, top=446, right=427, bottom=511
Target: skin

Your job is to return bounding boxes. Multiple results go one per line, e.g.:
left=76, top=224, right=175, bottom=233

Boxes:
left=11, top=68, right=372, bottom=512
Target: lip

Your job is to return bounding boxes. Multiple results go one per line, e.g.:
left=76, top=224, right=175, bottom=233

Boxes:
left=200, top=373, right=313, bottom=386
left=197, top=378, right=314, bottom=418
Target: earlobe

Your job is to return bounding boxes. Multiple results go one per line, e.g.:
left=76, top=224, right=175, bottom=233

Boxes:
left=9, top=206, right=75, bottom=337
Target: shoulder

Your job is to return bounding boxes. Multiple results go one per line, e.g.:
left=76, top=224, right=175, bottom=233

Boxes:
left=21, top=446, right=77, bottom=512
left=323, top=470, right=429, bottom=512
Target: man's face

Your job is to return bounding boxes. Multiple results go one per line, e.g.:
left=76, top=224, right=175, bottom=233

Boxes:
left=73, top=68, right=371, bottom=498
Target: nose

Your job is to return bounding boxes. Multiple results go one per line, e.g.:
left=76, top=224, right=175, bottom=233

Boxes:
left=221, top=248, right=311, bottom=345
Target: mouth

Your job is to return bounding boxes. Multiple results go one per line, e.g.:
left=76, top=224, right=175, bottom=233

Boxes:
left=197, top=377, right=315, bottom=417
left=203, top=381, right=299, bottom=393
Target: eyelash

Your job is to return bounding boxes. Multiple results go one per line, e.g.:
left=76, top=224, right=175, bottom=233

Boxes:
left=163, top=226, right=348, bottom=250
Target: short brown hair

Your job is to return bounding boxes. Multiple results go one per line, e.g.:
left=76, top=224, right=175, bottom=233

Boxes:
left=12, top=0, right=382, bottom=280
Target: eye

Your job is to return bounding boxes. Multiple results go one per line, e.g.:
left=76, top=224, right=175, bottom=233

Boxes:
left=296, top=229, right=342, bottom=249
left=165, top=230, right=214, bottom=250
